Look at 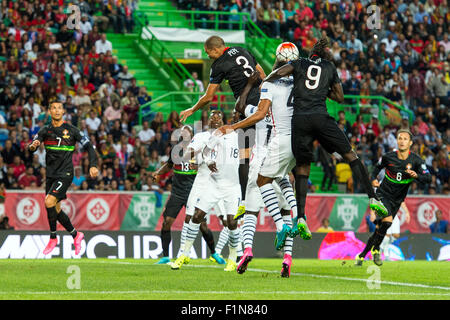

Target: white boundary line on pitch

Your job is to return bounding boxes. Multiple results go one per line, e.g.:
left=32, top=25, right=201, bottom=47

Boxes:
left=76, top=260, right=450, bottom=292
left=0, top=290, right=449, bottom=296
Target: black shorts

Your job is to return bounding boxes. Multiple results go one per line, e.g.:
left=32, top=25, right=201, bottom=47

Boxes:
left=376, top=192, right=402, bottom=219
left=291, top=113, right=352, bottom=165
left=162, top=194, right=188, bottom=219
left=45, top=177, right=73, bottom=201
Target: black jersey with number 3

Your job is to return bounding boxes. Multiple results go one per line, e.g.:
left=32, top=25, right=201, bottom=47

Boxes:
left=209, top=46, right=261, bottom=106
left=289, top=57, right=340, bottom=115
left=371, top=151, right=432, bottom=204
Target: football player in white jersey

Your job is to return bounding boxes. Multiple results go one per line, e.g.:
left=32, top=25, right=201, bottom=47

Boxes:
left=172, top=111, right=242, bottom=272
left=217, top=43, right=303, bottom=277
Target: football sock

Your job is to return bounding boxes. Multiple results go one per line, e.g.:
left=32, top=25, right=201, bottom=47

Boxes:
left=294, top=174, right=309, bottom=220
left=228, top=228, right=240, bottom=262
left=182, top=220, right=200, bottom=256
left=259, top=183, right=284, bottom=232
left=282, top=215, right=293, bottom=256
left=215, top=226, right=229, bottom=255
left=161, top=229, right=171, bottom=257
left=242, top=214, right=257, bottom=249
left=276, top=177, right=298, bottom=219
left=57, top=210, right=77, bottom=238
left=349, top=159, right=377, bottom=199
left=178, top=222, right=188, bottom=257
left=236, top=227, right=243, bottom=257
left=239, top=162, right=249, bottom=201
left=46, top=206, right=58, bottom=239
left=201, top=228, right=216, bottom=254
left=372, top=221, right=392, bottom=251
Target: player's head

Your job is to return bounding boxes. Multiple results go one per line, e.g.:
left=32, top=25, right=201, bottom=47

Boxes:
left=204, top=36, right=226, bottom=59
left=48, top=101, right=65, bottom=120
left=396, top=129, right=413, bottom=152
left=180, top=125, right=194, bottom=140
left=209, top=110, right=224, bottom=129
left=309, top=36, right=333, bottom=61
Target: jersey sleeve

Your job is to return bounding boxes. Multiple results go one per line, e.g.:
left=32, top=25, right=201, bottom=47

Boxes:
left=371, top=155, right=387, bottom=181
left=288, top=58, right=304, bottom=76
left=330, top=63, right=341, bottom=85
left=209, top=62, right=225, bottom=84
left=413, top=155, right=432, bottom=184
left=188, top=133, right=208, bottom=154
left=74, top=128, right=90, bottom=148
left=244, top=104, right=259, bottom=118
left=32, top=127, right=47, bottom=143
left=259, top=81, right=274, bottom=102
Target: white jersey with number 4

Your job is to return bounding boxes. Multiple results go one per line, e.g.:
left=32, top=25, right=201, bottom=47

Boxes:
left=260, top=76, right=294, bottom=136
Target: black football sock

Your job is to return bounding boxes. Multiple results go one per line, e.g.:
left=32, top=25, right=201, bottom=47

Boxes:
left=46, top=206, right=58, bottom=239
left=372, top=221, right=392, bottom=251
left=201, top=228, right=216, bottom=254
left=161, top=229, right=171, bottom=257
left=239, top=161, right=249, bottom=201
left=349, top=159, right=377, bottom=199
left=57, top=210, right=77, bottom=238
left=359, top=233, right=377, bottom=258
left=295, top=174, right=309, bottom=220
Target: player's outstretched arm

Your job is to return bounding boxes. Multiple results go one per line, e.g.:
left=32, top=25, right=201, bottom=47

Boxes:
left=263, top=64, right=294, bottom=83
left=180, top=83, right=220, bottom=122
left=255, top=64, right=266, bottom=80
left=235, top=70, right=260, bottom=115
left=151, top=162, right=172, bottom=181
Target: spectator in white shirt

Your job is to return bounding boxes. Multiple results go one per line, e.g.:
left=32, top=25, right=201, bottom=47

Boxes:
left=86, top=109, right=101, bottom=134
left=95, top=33, right=113, bottom=54
left=23, top=96, right=42, bottom=126
left=117, top=66, right=134, bottom=91
left=80, top=14, right=93, bottom=35
left=138, top=120, right=156, bottom=145
left=183, top=72, right=205, bottom=92
left=381, top=33, right=398, bottom=54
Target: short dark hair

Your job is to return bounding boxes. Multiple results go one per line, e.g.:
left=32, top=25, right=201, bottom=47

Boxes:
left=205, top=36, right=225, bottom=49
left=397, top=129, right=413, bottom=140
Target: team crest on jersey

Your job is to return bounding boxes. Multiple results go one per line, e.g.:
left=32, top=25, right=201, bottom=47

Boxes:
left=62, top=129, right=70, bottom=139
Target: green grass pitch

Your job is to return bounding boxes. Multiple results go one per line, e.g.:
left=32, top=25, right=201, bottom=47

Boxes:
left=1, top=258, right=449, bottom=300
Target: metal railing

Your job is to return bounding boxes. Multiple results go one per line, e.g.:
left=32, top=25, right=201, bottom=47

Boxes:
left=134, top=13, right=199, bottom=93
left=136, top=9, right=281, bottom=72
left=139, top=91, right=414, bottom=126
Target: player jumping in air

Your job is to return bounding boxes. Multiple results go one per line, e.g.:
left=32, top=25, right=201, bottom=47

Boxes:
left=355, top=129, right=431, bottom=266
left=172, top=111, right=242, bottom=272
left=179, top=36, right=266, bottom=219
left=152, top=126, right=219, bottom=265
left=217, top=44, right=300, bottom=277
left=263, top=37, right=388, bottom=236
left=28, top=101, right=99, bottom=256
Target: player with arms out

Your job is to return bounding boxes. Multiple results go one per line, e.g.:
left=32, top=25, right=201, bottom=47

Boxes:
left=151, top=126, right=219, bottom=265
left=263, top=37, right=388, bottom=236
left=179, top=35, right=266, bottom=218
left=355, top=129, right=431, bottom=266
left=172, top=112, right=242, bottom=272
left=217, top=42, right=301, bottom=277
left=28, top=101, right=99, bottom=256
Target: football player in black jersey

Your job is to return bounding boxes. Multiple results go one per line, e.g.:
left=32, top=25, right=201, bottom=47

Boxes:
left=355, top=129, right=431, bottom=266
left=151, top=125, right=218, bottom=265
left=28, top=101, right=99, bottom=256
left=263, top=37, right=388, bottom=239
left=179, top=35, right=266, bottom=218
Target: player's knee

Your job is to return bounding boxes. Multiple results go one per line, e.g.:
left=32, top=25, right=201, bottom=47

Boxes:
left=296, top=164, right=310, bottom=176
left=280, top=209, right=290, bottom=216
left=184, top=215, right=191, bottom=224
left=162, top=217, right=174, bottom=230
left=192, top=209, right=205, bottom=224
left=44, top=196, right=57, bottom=208
left=343, top=150, right=358, bottom=162
left=227, top=217, right=237, bottom=230
left=256, top=174, right=272, bottom=188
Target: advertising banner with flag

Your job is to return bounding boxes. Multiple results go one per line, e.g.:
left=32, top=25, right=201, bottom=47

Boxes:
left=4, top=192, right=449, bottom=233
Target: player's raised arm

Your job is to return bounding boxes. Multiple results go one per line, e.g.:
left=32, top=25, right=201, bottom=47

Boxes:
left=371, top=155, right=387, bottom=187
left=327, top=65, right=344, bottom=103
left=180, top=83, right=220, bottom=123
left=263, top=63, right=294, bottom=83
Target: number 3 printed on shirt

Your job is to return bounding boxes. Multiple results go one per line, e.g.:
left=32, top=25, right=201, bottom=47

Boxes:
left=236, top=56, right=254, bottom=77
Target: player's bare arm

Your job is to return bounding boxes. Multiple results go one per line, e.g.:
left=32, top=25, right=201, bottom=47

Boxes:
left=263, top=64, right=294, bottom=83
left=234, top=70, right=261, bottom=115
left=180, top=83, right=220, bottom=122
left=255, top=64, right=266, bottom=80
left=151, top=161, right=172, bottom=181
left=327, top=82, right=344, bottom=103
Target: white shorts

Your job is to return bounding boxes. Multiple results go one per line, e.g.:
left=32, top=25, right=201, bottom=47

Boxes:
left=386, top=215, right=400, bottom=235
left=259, top=134, right=296, bottom=179
left=195, top=182, right=241, bottom=216
left=245, top=151, right=290, bottom=213
left=186, top=182, right=226, bottom=217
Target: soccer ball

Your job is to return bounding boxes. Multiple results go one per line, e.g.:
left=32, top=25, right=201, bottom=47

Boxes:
left=275, top=42, right=299, bottom=62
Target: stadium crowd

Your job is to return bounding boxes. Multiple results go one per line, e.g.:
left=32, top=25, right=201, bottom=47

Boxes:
left=181, top=0, right=449, bottom=195
left=0, top=0, right=448, bottom=197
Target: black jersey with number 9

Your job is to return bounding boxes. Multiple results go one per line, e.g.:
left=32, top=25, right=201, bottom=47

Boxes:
left=209, top=46, right=261, bottom=106
left=289, top=57, right=341, bottom=115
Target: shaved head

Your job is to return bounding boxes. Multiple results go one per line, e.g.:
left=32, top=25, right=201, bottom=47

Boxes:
left=205, top=36, right=225, bottom=50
